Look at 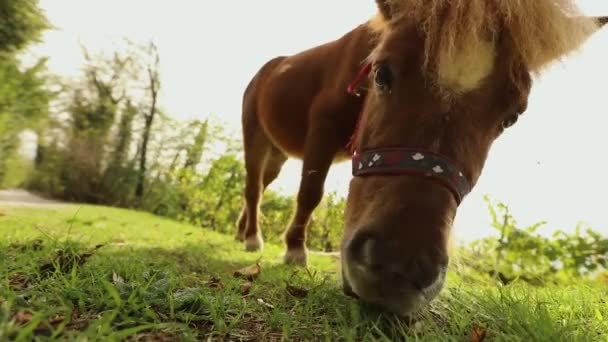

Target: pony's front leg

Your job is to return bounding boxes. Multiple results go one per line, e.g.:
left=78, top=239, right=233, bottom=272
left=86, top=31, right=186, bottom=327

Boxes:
left=283, top=133, right=339, bottom=266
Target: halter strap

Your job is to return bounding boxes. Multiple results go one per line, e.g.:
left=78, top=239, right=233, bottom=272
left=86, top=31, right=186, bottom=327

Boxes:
left=345, top=62, right=372, bottom=153
left=346, top=63, right=472, bottom=204
left=347, top=62, right=372, bottom=96
left=352, top=148, right=471, bottom=204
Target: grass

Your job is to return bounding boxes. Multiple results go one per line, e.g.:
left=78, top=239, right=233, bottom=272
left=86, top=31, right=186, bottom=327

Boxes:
left=0, top=204, right=607, bottom=341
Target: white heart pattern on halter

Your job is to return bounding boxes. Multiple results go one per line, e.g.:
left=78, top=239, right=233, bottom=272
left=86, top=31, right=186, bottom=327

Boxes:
left=412, top=153, right=425, bottom=161
left=351, top=149, right=472, bottom=204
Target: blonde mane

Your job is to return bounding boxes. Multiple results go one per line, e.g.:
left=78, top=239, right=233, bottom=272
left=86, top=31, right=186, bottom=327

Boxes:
left=372, top=0, right=599, bottom=91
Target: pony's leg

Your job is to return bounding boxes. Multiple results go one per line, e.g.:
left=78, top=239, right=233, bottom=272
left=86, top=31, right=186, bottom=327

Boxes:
left=283, top=133, right=338, bottom=265
left=241, top=126, right=271, bottom=252
left=235, top=207, right=248, bottom=241
left=236, top=147, right=286, bottom=242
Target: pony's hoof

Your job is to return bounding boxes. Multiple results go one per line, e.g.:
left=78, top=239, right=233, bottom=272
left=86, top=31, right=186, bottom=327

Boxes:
left=244, top=235, right=264, bottom=252
left=235, top=233, right=245, bottom=242
left=283, top=248, right=307, bottom=266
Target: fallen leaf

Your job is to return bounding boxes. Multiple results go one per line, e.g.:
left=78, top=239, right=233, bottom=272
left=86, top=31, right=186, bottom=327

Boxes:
left=14, top=311, right=33, bottom=324
left=205, top=277, right=224, bottom=289
left=241, top=281, right=252, bottom=295
left=71, top=308, right=81, bottom=320
left=286, top=284, right=308, bottom=298
left=12, top=311, right=66, bottom=335
left=256, top=298, right=274, bottom=310
left=9, top=273, right=29, bottom=290
left=471, top=324, right=487, bottom=342
left=234, top=262, right=261, bottom=281
left=48, top=314, right=65, bottom=325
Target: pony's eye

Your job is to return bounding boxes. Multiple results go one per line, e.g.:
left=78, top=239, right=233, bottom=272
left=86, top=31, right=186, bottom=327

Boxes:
left=501, top=114, right=519, bottom=129
left=374, top=62, right=392, bottom=92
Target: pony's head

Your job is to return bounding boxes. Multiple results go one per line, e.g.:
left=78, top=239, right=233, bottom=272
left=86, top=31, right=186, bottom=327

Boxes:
left=341, top=0, right=605, bottom=316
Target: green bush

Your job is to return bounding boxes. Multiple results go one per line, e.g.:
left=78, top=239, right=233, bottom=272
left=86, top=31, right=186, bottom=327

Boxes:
left=460, top=195, right=608, bottom=285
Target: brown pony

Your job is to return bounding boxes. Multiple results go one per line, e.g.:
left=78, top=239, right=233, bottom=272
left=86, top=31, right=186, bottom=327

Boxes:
left=236, top=0, right=607, bottom=316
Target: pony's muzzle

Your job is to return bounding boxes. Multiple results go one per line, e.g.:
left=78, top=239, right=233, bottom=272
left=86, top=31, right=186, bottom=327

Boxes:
left=342, top=228, right=448, bottom=316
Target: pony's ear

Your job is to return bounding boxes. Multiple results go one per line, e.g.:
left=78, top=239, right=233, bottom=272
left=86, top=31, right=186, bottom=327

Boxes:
left=526, top=15, right=605, bottom=71
left=375, top=0, right=393, bottom=20
left=593, top=16, right=608, bottom=27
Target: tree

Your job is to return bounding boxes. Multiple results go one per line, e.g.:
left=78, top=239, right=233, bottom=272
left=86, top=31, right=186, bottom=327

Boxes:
left=134, top=42, right=161, bottom=202
left=0, top=0, right=51, bottom=186
left=0, top=0, right=49, bottom=54
left=109, top=100, right=137, bottom=168
left=183, top=119, right=209, bottom=171
left=305, top=192, right=345, bottom=252
left=51, top=47, right=135, bottom=201
left=0, top=56, right=52, bottom=185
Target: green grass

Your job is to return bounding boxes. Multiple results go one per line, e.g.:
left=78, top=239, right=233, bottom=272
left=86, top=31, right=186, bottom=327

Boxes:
left=1, top=204, right=607, bottom=341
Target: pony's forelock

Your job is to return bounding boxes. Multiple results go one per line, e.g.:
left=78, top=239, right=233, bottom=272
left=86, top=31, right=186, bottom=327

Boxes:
left=368, top=0, right=599, bottom=91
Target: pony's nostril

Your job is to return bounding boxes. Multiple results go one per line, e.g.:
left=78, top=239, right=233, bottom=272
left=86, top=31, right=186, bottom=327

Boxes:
left=412, top=277, right=428, bottom=291
left=387, top=269, right=406, bottom=283
left=361, top=238, right=377, bottom=267
left=347, top=229, right=448, bottom=293
left=346, top=230, right=376, bottom=265
left=411, top=261, right=442, bottom=290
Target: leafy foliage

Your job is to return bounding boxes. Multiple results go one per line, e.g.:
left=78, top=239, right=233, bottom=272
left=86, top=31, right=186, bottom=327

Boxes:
left=19, top=40, right=352, bottom=254
left=307, top=191, right=346, bottom=252
left=0, top=0, right=52, bottom=186
left=0, top=0, right=49, bottom=54
left=461, top=195, right=608, bottom=285
left=0, top=56, right=53, bottom=186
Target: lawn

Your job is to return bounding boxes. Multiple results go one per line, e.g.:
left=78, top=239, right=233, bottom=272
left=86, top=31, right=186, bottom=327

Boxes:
left=0, top=204, right=606, bottom=341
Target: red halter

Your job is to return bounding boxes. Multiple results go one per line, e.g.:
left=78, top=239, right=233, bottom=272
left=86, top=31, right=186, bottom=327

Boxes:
left=345, top=63, right=372, bottom=154
left=346, top=62, right=372, bottom=97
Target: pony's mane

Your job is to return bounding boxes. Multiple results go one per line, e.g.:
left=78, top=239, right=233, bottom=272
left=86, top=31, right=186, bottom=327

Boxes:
left=373, top=0, right=599, bottom=90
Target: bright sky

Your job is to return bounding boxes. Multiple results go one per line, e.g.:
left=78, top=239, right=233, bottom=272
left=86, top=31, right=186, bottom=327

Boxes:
left=27, top=0, right=608, bottom=243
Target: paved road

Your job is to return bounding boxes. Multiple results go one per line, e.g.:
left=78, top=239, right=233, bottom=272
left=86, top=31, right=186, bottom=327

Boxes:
left=0, top=189, right=65, bottom=207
